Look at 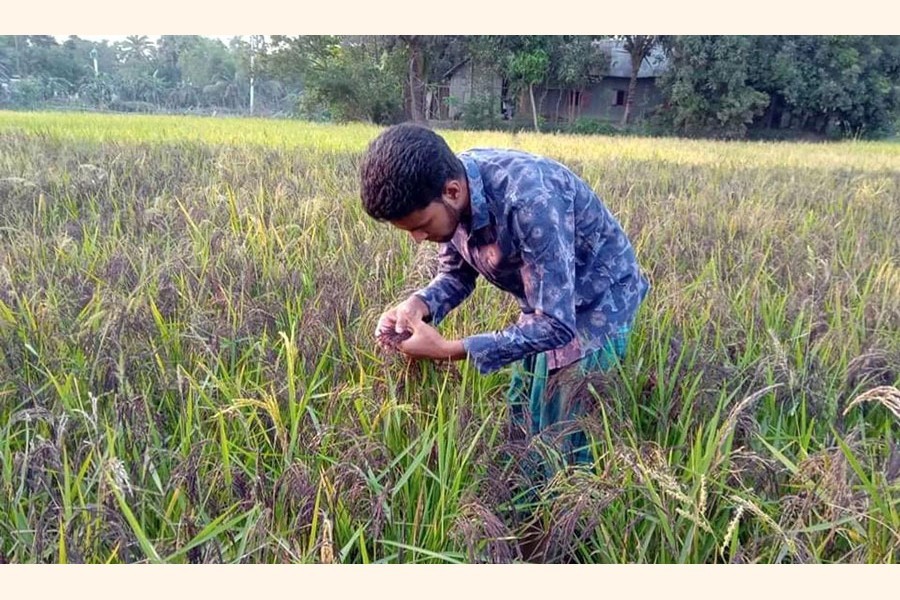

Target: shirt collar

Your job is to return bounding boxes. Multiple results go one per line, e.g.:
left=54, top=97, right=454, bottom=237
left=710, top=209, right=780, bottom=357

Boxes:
left=460, top=154, right=490, bottom=232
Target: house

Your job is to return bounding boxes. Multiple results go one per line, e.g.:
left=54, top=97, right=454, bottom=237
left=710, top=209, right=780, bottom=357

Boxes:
left=427, top=59, right=506, bottom=121
left=428, top=39, right=669, bottom=126
left=545, top=38, right=669, bottom=124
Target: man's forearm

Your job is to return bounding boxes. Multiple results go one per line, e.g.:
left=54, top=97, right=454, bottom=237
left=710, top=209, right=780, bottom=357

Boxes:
left=440, top=339, right=467, bottom=361
left=462, top=313, right=574, bottom=374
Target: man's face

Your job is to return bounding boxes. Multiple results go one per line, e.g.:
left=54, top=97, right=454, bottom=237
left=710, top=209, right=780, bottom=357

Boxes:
left=390, top=199, right=461, bottom=244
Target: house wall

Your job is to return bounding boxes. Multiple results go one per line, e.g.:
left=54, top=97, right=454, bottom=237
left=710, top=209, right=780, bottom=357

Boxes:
left=447, top=62, right=503, bottom=119
left=531, top=78, right=664, bottom=124
left=534, top=88, right=598, bottom=124
left=586, top=78, right=663, bottom=122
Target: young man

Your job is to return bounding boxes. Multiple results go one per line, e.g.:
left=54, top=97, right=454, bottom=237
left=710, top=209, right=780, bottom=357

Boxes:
left=360, top=123, right=650, bottom=465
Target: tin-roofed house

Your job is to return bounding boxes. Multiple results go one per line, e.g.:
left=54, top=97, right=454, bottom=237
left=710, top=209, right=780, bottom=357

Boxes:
left=427, top=58, right=507, bottom=123
left=429, top=38, right=670, bottom=128
left=535, top=39, right=670, bottom=127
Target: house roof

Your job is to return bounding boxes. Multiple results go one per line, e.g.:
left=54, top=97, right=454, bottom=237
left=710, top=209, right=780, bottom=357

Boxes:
left=441, top=38, right=670, bottom=82
left=441, top=58, right=470, bottom=81
left=592, top=38, right=669, bottom=79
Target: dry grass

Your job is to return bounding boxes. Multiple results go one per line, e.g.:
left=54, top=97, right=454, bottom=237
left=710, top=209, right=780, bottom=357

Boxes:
left=0, top=111, right=898, bottom=563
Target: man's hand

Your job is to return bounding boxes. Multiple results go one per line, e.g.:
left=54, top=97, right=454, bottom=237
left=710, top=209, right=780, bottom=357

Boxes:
left=398, top=320, right=466, bottom=361
left=375, top=295, right=430, bottom=338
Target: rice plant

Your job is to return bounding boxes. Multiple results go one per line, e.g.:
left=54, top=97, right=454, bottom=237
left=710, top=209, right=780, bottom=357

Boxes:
left=0, top=111, right=898, bottom=563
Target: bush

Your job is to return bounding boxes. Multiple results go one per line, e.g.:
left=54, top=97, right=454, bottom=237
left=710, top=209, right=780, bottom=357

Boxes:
left=566, top=117, right=619, bottom=136
left=6, top=77, right=46, bottom=108
left=108, top=100, right=157, bottom=113
left=458, top=94, right=503, bottom=131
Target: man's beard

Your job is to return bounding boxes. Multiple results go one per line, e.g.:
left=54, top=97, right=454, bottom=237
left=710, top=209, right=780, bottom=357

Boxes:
left=435, top=199, right=462, bottom=243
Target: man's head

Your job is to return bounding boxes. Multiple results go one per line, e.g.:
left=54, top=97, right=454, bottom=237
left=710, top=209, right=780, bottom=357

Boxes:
left=359, top=123, right=468, bottom=244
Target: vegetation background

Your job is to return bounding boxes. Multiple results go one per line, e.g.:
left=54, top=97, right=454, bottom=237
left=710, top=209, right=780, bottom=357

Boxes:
left=2, top=36, right=899, bottom=140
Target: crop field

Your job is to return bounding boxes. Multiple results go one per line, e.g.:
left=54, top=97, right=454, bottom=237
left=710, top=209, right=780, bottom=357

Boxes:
left=0, top=111, right=898, bottom=563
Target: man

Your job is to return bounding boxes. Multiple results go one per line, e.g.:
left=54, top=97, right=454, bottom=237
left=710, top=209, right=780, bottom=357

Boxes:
left=360, top=123, right=650, bottom=466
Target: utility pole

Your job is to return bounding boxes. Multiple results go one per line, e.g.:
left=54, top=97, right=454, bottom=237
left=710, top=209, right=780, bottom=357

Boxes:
left=248, top=35, right=265, bottom=116
left=249, top=35, right=257, bottom=116
left=90, top=47, right=99, bottom=78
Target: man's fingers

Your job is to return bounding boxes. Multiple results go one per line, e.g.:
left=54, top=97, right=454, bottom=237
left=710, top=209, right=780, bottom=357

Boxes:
left=375, top=311, right=397, bottom=337
left=397, top=332, right=421, bottom=355
left=396, top=309, right=426, bottom=333
left=375, top=319, right=388, bottom=335
left=395, top=312, right=413, bottom=334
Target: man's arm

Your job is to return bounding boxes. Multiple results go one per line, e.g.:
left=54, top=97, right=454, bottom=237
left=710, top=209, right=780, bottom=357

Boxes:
left=413, top=242, right=479, bottom=326
left=462, top=192, right=578, bottom=374
left=396, top=321, right=467, bottom=361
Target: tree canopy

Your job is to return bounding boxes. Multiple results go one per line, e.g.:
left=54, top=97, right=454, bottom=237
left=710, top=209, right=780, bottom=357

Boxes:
left=1, top=35, right=897, bottom=139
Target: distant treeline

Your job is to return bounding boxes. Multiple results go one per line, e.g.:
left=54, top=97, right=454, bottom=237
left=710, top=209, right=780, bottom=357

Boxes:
left=2, top=35, right=898, bottom=139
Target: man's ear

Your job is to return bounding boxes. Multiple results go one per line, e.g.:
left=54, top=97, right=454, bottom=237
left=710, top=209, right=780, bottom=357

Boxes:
left=443, top=179, right=465, bottom=209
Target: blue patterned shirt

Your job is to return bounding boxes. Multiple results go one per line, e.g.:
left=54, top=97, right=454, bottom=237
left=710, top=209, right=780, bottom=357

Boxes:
left=414, top=148, right=650, bottom=375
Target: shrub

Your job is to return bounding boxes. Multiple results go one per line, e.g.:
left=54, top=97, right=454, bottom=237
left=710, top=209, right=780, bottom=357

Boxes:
left=567, top=117, right=619, bottom=136
left=458, top=94, right=503, bottom=131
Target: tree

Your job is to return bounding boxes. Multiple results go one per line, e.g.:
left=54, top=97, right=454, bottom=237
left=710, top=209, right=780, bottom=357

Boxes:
left=467, top=36, right=578, bottom=130
left=396, top=36, right=470, bottom=122
left=61, top=36, right=110, bottom=83
left=509, top=48, right=550, bottom=132
left=658, top=36, right=769, bottom=139
left=180, top=38, right=235, bottom=87
left=346, top=36, right=468, bottom=122
left=0, top=37, right=21, bottom=80
left=620, top=35, right=659, bottom=125
left=765, top=36, right=900, bottom=137
left=266, top=36, right=402, bottom=123
left=735, top=36, right=900, bottom=138
left=118, top=35, right=154, bottom=64
left=265, top=35, right=339, bottom=87
left=155, top=36, right=203, bottom=86
left=78, top=73, right=116, bottom=106
left=553, top=36, right=607, bottom=124
left=398, top=35, right=427, bottom=123
left=5, top=36, right=70, bottom=81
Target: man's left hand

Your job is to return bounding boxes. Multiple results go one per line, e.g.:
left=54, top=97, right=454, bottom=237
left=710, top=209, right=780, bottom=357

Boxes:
left=397, top=321, right=466, bottom=361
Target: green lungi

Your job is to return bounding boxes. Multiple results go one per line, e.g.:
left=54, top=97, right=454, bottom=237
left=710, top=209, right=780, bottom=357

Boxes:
left=506, top=324, right=631, bottom=467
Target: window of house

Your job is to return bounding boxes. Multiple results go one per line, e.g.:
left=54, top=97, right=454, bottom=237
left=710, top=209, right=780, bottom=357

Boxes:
left=613, top=90, right=626, bottom=106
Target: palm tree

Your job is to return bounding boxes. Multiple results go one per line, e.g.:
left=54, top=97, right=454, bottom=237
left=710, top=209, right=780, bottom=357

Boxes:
left=120, top=35, right=153, bottom=63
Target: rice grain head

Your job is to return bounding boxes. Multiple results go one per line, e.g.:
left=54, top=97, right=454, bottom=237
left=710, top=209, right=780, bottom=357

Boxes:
left=843, top=386, right=900, bottom=421
left=720, top=504, right=746, bottom=557
left=731, top=495, right=796, bottom=555
left=319, top=512, right=334, bottom=564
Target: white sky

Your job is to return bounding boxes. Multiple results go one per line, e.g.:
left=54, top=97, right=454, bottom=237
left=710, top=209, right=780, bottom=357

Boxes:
left=52, top=35, right=243, bottom=44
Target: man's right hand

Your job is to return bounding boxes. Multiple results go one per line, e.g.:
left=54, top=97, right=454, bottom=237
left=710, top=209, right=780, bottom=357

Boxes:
left=375, top=295, right=430, bottom=338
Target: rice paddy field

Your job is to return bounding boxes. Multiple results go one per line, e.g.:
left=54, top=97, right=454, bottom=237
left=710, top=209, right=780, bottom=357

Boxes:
left=0, top=111, right=898, bottom=563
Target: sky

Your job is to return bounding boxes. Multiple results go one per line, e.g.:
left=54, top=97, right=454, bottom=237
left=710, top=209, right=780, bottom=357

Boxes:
left=52, top=35, right=242, bottom=44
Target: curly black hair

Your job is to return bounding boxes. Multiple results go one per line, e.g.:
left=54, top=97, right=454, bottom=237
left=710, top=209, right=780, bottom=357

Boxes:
left=359, top=123, right=464, bottom=221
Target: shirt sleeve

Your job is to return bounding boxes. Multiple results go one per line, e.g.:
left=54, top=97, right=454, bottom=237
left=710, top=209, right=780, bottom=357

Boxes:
left=413, top=242, right=479, bottom=326
left=462, top=191, right=577, bottom=374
